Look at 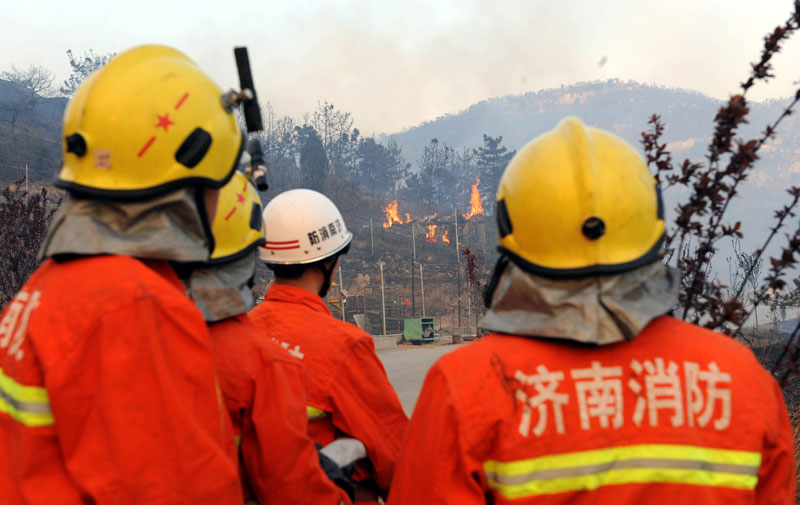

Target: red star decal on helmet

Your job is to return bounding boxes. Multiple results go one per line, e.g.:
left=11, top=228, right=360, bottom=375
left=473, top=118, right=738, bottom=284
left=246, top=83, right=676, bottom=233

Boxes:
left=156, top=113, right=174, bottom=132
left=236, top=193, right=246, bottom=204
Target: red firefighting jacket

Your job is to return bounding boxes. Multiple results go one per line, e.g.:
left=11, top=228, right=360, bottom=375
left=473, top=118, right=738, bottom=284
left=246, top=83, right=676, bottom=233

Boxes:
left=0, top=256, right=242, bottom=505
left=388, top=316, right=795, bottom=505
left=249, top=284, right=409, bottom=497
left=208, top=313, right=350, bottom=505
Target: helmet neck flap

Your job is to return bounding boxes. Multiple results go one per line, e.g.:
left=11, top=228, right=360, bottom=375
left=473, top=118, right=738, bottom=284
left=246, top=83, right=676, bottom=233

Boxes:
left=187, top=250, right=257, bottom=323
left=40, top=187, right=212, bottom=263
left=480, top=258, right=680, bottom=345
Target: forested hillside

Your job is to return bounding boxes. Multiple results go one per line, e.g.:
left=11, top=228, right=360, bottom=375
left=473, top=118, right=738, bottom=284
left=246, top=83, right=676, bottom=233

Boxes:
left=2, top=76, right=798, bottom=307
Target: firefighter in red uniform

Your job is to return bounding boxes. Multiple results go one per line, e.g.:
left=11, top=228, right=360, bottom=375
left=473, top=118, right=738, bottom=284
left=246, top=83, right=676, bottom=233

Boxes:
left=0, top=46, right=244, bottom=504
left=249, top=189, right=410, bottom=503
left=388, top=117, right=795, bottom=504
left=187, top=172, right=351, bottom=505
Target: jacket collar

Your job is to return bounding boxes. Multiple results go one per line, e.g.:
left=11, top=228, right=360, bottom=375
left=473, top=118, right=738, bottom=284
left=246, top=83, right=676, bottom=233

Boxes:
left=140, top=258, right=186, bottom=293
left=264, top=283, right=332, bottom=316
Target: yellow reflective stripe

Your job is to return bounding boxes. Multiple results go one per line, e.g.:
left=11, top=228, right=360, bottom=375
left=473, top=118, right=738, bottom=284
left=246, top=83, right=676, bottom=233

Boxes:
left=0, top=396, right=53, bottom=427
left=0, top=368, right=48, bottom=403
left=487, top=467, right=758, bottom=498
left=0, top=368, right=53, bottom=427
left=234, top=435, right=242, bottom=448
left=483, top=444, right=761, bottom=498
left=307, top=406, right=327, bottom=420
left=486, top=444, right=761, bottom=474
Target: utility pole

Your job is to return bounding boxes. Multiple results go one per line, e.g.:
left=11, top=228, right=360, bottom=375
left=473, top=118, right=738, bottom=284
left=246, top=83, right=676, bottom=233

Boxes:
left=411, top=222, right=416, bottom=317
left=467, top=287, right=472, bottom=329
left=338, top=266, right=345, bottom=321
left=419, top=263, right=425, bottom=317
left=362, top=294, right=367, bottom=330
left=454, top=211, right=461, bottom=327
left=25, top=164, right=29, bottom=194
left=379, top=261, right=386, bottom=335
left=370, top=218, right=374, bottom=256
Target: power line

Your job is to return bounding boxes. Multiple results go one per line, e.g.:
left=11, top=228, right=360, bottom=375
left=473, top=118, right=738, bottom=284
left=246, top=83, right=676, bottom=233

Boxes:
left=0, top=162, right=52, bottom=173
left=0, top=163, right=54, bottom=176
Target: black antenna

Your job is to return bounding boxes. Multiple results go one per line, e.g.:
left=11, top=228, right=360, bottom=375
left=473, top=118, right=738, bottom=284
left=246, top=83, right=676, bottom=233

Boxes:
left=233, top=47, right=268, bottom=191
left=248, top=139, right=269, bottom=191
left=234, top=47, right=263, bottom=133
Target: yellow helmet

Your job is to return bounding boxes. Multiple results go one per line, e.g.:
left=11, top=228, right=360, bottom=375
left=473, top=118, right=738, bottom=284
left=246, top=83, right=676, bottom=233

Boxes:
left=58, top=45, right=244, bottom=199
left=495, top=117, right=665, bottom=277
left=210, top=171, right=265, bottom=263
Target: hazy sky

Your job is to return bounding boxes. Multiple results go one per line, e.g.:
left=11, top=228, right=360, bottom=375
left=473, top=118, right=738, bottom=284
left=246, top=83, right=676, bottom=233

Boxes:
left=2, top=0, right=799, bottom=134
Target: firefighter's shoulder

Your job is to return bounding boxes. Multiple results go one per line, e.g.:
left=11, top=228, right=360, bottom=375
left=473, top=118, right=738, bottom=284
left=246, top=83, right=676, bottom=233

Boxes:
left=636, top=316, right=773, bottom=386
left=36, top=255, right=189, bottom=307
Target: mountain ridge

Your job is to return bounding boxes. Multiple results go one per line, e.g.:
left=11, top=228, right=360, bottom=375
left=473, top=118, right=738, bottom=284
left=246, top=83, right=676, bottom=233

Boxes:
left=383, top=79, right=799, bottom=180
left=382, top=79, right=800, bottom=271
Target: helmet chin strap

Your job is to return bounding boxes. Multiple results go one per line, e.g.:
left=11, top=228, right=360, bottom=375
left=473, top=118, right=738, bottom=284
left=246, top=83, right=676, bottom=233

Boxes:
left=317, top=256, right=338, bottom=298
left=316, top=244, right=350, bottom=298
left=484, top=254, right=510, bottom=308
left=195, top=186, right=216, bottom=256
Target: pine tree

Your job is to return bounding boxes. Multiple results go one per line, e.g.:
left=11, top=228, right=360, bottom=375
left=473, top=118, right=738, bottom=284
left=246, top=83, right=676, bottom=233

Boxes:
left=474, top=134, right=515, bottom=207
left=356, top=137, right=408, bottom=196
left=299, top=127, right=327, bottom=193
left=60, top=49, right=115, bottom=96
left=413, top=138, right=456, bottom=213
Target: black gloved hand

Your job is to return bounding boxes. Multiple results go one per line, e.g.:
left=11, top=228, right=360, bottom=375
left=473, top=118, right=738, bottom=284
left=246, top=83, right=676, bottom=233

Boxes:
left=316, top=443, right=356, bottom=501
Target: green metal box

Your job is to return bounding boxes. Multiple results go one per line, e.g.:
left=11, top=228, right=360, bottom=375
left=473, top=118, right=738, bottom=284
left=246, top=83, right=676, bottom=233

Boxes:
left=404, top=317, right=435, bottom=344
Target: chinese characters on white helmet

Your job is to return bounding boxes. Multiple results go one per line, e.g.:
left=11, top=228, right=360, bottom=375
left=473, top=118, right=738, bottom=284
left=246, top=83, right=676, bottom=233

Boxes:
left=260, top=189, right=353, bottom=265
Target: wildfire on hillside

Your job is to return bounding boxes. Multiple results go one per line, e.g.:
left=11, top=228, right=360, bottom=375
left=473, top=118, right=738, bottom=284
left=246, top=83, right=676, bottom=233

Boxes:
left=426, top=224, right=438, bottom=243
left=379, top=200, right=465, bottom=247
left=382, top=200, right=411, bottom=228
left=463, top=177, right=484, bottom=220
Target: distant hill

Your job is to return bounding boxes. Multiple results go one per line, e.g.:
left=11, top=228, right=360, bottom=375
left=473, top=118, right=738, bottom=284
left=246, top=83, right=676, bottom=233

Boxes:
left=0, top=79, right=67, bottom=182
left=386, top=79, right=799, bottom=170
left=4, top=77, right=799, bottom=270
left=385, top=79, right=800, bottom=267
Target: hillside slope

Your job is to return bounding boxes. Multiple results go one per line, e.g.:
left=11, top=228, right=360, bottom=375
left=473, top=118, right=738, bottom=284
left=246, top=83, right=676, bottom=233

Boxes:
left=386, top=79, right=800, bottom=263
left=0, top=79, right=67, bottom=182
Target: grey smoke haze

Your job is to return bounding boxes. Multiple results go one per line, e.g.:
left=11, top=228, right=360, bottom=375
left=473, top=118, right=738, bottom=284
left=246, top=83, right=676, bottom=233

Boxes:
left=2, top=0, right=798, bottom=133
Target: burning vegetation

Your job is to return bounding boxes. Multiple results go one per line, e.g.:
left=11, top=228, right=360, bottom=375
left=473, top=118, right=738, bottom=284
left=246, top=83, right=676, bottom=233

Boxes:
left=463, top=177, right=484, bottom=220
left=382, top=200, right=411, bottom=228
left=380, top=176, right=484, bottom=245
left=426, top=224, right=437, bottom=243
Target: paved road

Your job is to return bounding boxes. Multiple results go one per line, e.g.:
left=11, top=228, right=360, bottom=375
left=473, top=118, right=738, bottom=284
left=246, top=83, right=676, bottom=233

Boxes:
left=378, top=343, right=466, bottom=415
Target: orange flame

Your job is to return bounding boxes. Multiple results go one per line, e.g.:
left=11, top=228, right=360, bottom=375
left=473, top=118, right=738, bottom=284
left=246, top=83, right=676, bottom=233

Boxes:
left=382, top=200, right=404, bottom=228
left=426, top=224, right=437, bottom=242
left=405, top=212, right=411, bottom=222
left=442, top=227, right=451, bottom=244
left=463, top=177, right=484, bottom=219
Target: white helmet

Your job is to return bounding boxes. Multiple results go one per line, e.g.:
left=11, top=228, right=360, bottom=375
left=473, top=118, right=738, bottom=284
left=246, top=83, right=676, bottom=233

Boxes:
left=260, top=188, right=353, bottom=265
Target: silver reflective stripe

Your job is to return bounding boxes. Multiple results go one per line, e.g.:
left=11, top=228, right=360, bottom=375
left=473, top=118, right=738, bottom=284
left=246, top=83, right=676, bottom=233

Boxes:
left=0, top=387, right=51, bottom=414
left=484, top=444, right=761, bottom=498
